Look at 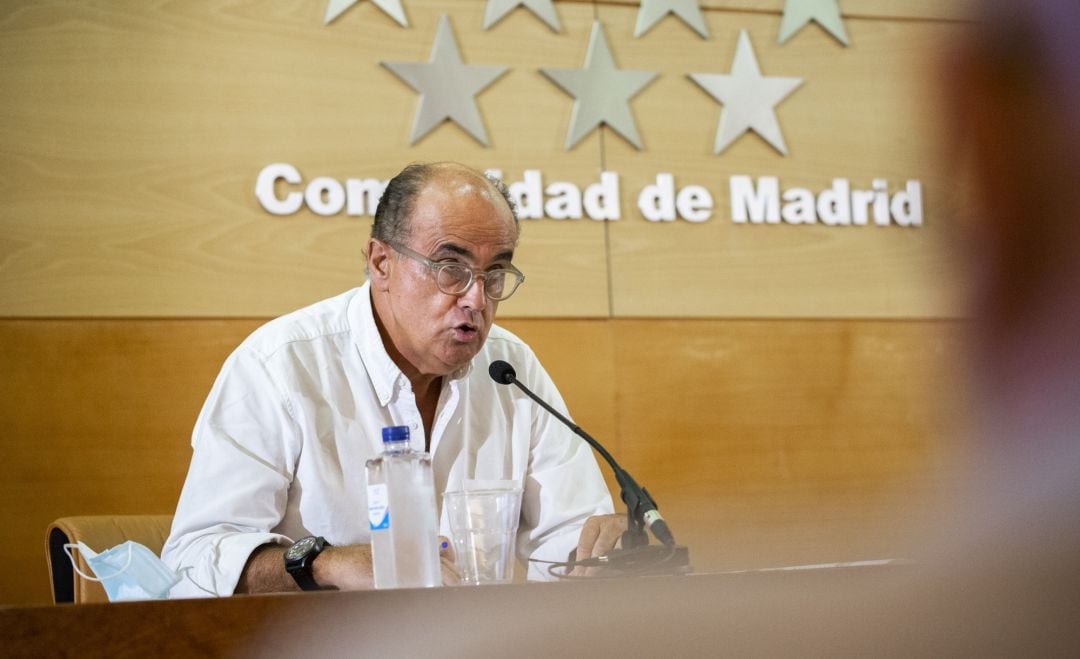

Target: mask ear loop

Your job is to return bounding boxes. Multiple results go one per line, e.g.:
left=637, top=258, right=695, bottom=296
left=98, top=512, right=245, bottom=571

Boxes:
left=176, top=566, right=220, bottom=597
left=63, top=542, right=133, bottom=582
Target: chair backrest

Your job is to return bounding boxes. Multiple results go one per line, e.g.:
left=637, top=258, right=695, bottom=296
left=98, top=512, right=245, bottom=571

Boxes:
left=46, top=514, right=174, bottom=604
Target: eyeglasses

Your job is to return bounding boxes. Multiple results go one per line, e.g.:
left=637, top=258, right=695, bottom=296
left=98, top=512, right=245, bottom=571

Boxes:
left=386, top=241, right=526, bottom=302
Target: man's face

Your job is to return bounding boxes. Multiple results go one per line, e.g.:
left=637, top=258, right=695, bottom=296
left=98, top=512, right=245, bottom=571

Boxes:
left=374, top=174, right=518, bottom=380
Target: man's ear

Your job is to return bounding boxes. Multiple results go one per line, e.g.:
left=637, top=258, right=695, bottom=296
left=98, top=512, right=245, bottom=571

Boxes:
left=367, top=239, right=393, bottom=290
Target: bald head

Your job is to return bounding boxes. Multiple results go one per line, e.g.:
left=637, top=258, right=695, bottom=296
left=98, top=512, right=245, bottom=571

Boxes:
left=372, top=162, right=518, bottom=247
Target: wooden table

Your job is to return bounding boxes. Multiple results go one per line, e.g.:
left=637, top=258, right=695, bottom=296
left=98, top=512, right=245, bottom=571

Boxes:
left=3, top=564, right=1077, bottom=657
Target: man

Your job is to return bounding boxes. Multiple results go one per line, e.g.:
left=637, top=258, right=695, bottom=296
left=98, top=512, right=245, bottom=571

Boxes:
left=162, top=162, right=621, bottom=596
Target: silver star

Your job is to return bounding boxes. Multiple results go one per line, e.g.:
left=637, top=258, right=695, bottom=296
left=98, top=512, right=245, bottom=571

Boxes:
left=689, top=29, right=803, bottom=155
left=382, top=15, right=507, bottom=146
left=324, top=0, right=408, bottom=27
left=778, top=0, right=849, bottom=46
left=483, top=0, right=561, bottom=32
left=540, top=21, right=658, bottom=150
left=635, top=0, right=709, bottom=39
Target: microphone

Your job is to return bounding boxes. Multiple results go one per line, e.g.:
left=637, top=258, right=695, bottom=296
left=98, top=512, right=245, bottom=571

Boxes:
left=488, top=360, right=676, bottom=548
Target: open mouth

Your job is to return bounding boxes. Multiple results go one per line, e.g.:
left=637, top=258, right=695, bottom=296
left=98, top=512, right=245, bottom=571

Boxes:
left=453, top=322, right=479, bottom=341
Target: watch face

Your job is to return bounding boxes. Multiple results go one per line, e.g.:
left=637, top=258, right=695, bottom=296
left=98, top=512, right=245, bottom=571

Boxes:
left=286, top=536, right=316, bottom=560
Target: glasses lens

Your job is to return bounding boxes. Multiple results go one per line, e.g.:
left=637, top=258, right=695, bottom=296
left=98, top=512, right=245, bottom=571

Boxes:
left=487, top=270, right=523, bottom=301
left=435, top=264, right=472, bottom=295
left=484, top=271, right=507, bottom=299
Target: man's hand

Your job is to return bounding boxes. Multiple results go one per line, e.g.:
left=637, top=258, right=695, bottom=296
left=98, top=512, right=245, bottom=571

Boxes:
left=438, top=535, right=461, bottom=586
left=571, top=513, right=627, bottom=576
left=319, top=542, right=461, bottom=589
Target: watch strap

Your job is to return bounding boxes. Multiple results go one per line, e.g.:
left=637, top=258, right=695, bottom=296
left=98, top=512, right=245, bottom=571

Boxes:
left=289, top=567, right=321, bottom=592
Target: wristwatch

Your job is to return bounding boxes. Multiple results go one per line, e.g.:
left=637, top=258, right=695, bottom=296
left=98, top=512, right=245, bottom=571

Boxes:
left=284, top=535, right=330, bottom=591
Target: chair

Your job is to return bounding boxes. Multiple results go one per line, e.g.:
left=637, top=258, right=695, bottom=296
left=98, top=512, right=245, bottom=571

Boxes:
left=46, top=514, right=174, bottom=604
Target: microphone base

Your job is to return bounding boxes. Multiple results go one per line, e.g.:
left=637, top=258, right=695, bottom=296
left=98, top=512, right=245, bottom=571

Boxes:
left=593, top=544, right=692, bottom=578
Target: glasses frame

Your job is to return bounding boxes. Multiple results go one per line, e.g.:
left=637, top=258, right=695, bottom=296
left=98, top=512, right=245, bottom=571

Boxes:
left=385, top=240, right=526, bottom=302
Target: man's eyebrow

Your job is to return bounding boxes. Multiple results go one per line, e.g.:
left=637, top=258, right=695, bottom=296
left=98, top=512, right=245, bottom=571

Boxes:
left=433, top=244, right=515, bottom=263
left=433, top=244, right=473, bottom=259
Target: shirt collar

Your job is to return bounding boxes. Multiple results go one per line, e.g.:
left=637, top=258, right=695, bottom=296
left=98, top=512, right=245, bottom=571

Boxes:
left=349, top=281, right=473, bottom=407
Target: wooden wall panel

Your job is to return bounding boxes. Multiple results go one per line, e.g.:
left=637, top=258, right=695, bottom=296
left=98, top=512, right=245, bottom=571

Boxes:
left=0, top=0, right=611, bottom=318
left=603, top=7, right=963, bottom=317
left=0, top=0, right=967, bottom=318
left=611, top=319, right=964, bottom=570
left=0, top=316, right=962, bottom=605
left=0, top=319, right=253, bottom=605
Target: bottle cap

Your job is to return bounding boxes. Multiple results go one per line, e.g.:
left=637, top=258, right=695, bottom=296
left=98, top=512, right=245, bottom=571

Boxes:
left=382, top=425, right=410, bottom=443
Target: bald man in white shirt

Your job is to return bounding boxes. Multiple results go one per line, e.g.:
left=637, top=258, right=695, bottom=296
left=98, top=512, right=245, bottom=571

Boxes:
left=162, top=162, right=622, bottom=596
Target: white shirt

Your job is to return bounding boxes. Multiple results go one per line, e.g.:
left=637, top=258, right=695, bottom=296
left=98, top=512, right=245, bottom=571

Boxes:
left=162, top=282, right=613, bottom=597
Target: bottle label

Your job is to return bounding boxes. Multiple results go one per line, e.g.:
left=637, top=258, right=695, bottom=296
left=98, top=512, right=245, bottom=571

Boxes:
left=367, top=483, right=390, bottom=530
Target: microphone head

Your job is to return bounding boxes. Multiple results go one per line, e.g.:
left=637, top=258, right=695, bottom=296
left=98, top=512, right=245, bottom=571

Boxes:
left=488, top=360, right=516, bottom=385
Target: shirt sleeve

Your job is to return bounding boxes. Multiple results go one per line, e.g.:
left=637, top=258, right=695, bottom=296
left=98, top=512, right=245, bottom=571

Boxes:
left=514, top=352, right=616, bottom=580
left=161, top=346, right=301, bottom=598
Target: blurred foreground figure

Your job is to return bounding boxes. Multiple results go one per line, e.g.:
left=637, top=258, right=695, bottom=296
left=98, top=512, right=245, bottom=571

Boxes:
left=943, top=0, right=1080, bottom=570
left=910, top=0, right=1080, bottom=651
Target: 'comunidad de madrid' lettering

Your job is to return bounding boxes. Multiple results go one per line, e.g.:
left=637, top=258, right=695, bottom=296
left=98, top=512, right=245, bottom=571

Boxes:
left=255, top=164, right=923, bottom=227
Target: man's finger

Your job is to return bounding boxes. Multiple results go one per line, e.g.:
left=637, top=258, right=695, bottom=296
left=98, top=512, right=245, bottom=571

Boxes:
left=440, top=558, right=461, bottom=586
left=438, top=535, right=454, bottom=562
left=580, top=518, right=624, bottom=563
left=575, top=517, right=601, bottom=562
left=571, top=515, right=628, bottom=577
left=438, top=535, right=461, bottom=585
left=592, top=521, right=624, bottom=556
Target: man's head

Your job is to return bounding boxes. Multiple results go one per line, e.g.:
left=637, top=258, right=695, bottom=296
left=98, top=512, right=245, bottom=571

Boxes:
left=367, top=162, right=521, bottom=381
left=371, top=162, right=517, bottom=247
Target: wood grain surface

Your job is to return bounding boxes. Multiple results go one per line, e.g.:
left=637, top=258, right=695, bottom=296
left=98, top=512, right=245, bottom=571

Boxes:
left=0, top=0, right=968, bottom=317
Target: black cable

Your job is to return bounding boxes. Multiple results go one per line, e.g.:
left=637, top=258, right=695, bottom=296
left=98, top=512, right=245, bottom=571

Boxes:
left=531, top=544, right=682, bottom=581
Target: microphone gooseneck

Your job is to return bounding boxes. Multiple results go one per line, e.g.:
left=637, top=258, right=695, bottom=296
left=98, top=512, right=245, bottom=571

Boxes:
left=488, top=359, right=676, bottom=549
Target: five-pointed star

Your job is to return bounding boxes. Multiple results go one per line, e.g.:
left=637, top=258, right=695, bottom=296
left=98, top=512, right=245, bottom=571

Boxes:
left=635, top=0, right=709, bottom=39
left=540, top=21, right=658, bottom=150
left=324, top=0, right=408, bottom=27
left=778, top=0, right=849, bottom=46
left=483, top=0, right=561, bottom=32
left=382, top=15, right=508, bottom=146
left=689, top=30, right=803, bottom=155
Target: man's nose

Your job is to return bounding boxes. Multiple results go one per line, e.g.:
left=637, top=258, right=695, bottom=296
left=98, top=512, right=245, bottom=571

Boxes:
left=459, top=275, right=488, bottom=311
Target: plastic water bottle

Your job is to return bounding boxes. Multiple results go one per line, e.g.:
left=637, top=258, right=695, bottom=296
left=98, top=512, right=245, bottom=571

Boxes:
left=365, top=425, right=441, bottom=589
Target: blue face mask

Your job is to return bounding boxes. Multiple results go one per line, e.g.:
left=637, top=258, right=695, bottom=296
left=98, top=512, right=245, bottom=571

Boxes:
left=64, top=540, right=181, bottom=602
